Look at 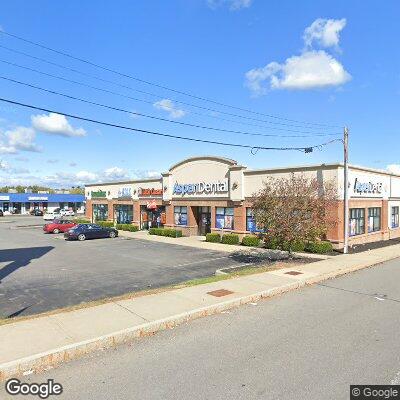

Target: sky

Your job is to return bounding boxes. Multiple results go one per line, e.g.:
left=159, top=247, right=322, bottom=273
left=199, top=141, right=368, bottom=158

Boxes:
left=0, top=0, right=399, bottom=188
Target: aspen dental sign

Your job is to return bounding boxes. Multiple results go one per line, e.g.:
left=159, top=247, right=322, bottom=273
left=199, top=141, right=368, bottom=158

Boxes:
left=173, top=180, right=228, bottom=196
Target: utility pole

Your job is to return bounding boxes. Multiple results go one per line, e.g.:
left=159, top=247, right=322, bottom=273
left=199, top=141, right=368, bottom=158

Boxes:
left=343, top=126, right=349, bottom=254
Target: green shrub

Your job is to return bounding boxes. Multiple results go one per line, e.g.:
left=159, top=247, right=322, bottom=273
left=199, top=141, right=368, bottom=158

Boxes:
left=126, top=225, right=139, bottom=232
left=241, top=235, right=260, bottom=247
left=264, top=236, right=281, bottom=250
left=281, top=240, right=306, bottom=252
left=221, top=233, right=239, bottom=245
left=206, top=233, right=221, bottom=243
left=148, top=227, right=182, bottom=237
left=306, top=241, right=333, bottom=254
left=73, top=218, right=90, bottom=224
left=96, top=221, right=114, bottom=228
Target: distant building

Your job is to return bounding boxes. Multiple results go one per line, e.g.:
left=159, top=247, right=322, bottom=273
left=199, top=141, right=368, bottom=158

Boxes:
left=0, top=192, right=85, bottom=215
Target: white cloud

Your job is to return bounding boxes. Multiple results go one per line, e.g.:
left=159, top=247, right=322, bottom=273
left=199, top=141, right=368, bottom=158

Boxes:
left=245, top=17, right=350, bottom=95
left=246, top=50, right=351, bottom=94
left=0, top=126, right=41, bottom=154
left=207, top=0, right=252, bottom=10
left=387, top=164, right=400, bottom=175
left=47, top=159, right=59, bottom=164
left=153, top=99, right=186, bottom=119
left=0, top=164, right=161, bottom=188
left=303, top=18, right=346, bottom=49
left=0, top=160, right=30, bottom=174
left=31, top=113, right=86, bottom=137
left=104, top=166, right=129, bottom=180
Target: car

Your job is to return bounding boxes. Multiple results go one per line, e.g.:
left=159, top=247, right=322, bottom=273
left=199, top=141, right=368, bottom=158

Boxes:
left=43, top=219, right=76, bottom=234
left=0, top=210, right=3, bottom=217
left=64, top=224, right=118, bottom=241
left=30, top=209, right=44, bottom=216
left=43, top=211, right=62, bottom=221
left=60, top=209, right=75, bottom=217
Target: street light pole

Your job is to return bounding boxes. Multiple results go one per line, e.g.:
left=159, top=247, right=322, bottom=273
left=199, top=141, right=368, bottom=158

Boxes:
left=343, top=126, right=349, bottom=254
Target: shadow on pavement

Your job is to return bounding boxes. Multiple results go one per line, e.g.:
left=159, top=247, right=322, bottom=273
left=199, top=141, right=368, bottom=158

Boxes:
left=0, top=246, right=54, bottom=283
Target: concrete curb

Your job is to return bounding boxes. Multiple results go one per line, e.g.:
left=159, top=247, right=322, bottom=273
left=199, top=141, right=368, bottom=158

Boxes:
left=0, top=253, right=397, bottom=381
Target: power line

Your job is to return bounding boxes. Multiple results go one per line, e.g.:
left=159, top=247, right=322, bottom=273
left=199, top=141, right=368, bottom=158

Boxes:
left=0, top=75, right=341, bottom=139
left=0, top=97, right=342, bottom=152
left=0, top=58, right=341, bottom=136
left=0, top=48, right=339, bottom=133
left=0, top=30, right=342, bottom=129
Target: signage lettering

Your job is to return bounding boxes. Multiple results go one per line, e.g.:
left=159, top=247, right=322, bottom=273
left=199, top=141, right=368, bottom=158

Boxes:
left=91, top=190, right=107, bottom=198
left=173, top=180, right=228, bottom=196
left=139, top=188, right=163, bottom=196
left=0, top=195, right=10, bottom=201
left=28, top=196, right=48, bottom=201
left=353, top=178, right=383, bottom=194
left=117, top=187, right=132, bottom=198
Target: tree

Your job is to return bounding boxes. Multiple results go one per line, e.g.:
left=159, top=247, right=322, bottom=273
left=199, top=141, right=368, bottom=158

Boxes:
left=69, top=186, right=84, bottom=195
left=251, top=174, right=337, bottom=252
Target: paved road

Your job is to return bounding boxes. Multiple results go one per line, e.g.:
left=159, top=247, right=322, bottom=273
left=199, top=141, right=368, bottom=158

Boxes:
left=0, top=216, right=254, bottom=317
left=2, top=258, right=400, bottom=400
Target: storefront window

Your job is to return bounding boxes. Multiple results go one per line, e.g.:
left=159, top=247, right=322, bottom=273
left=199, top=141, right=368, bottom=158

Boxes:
left=114, top=205, right=133, bottom=224
left=391, top=206, right=399, bottom=228
left=3, top=202, right=9, bottom=212
left=25, top=202, right=30, bottom=211
left=174, top=206, right=187, bottom=226
left=216, top=207, right=234, bottom=230
left=349, top=208, right=365, bottom=236
left=246, top=208, right=265, bottom=232
left=368, top=207, right=381, bottom=233
left=93, top=204, right=108, bottom=221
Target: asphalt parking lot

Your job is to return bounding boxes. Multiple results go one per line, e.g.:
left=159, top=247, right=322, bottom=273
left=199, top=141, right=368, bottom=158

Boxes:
left=0, top=216, right=254, bottom=318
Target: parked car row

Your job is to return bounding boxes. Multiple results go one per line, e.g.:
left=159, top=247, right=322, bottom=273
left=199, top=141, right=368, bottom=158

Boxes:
left=43, top=219, right=118, bottom=241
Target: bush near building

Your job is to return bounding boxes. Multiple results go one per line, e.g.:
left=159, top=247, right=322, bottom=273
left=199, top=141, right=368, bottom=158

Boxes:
left=264, top=236, right=333, bottom=254
left=221, top=233, right=240, bottom=245
left=241, top=235, right=261, bottom=247
left=72, top=218, right=91, bottom=224
left=149, top=227, right=183, bottom=237
left=305, top=241, right=333, bottom=254
left=116, top=224, right=139, bottom=232
left=206, top=232, right=221, bottom=243
left=96, top=221, right=114, bottom=228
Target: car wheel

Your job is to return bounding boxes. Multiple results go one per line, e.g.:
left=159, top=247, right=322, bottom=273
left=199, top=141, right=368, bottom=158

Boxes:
left=78, top=234, right=86, bottom=241
left=53, top=228, right=60, bottom=234
left=109, top=231, right=116, bottom=238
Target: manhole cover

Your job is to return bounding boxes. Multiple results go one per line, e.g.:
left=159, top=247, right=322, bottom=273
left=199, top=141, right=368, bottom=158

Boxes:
left=207, top=289, right=234, bottom=297
left=285, top=271, right=303, bottom=276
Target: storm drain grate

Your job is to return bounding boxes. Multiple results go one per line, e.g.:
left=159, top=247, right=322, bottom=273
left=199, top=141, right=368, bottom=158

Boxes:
left=285, top=271, right=303, bottom=276
left=207, top=289, right=234, bottom=297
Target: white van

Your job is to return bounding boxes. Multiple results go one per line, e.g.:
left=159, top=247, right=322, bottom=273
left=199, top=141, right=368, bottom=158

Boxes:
left=43, top=210, right=62, bottom=221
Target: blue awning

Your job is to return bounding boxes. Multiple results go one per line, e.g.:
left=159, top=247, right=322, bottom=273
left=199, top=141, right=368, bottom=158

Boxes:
left=0, top=193, right=85, bottom=202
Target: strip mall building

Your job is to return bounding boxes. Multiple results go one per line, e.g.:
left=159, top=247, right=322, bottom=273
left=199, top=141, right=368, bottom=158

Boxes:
left=85, top=156, right=400, bottom=249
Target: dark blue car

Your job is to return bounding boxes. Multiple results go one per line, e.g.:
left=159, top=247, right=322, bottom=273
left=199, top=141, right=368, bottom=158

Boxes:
left=64, top=224, right=118, bottom=241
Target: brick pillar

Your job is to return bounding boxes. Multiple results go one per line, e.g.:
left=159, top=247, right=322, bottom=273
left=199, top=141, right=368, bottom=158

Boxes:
left=210, top=205, right=216, bottom=230
left=132, top=202, right=141, bottom=226
left=382, top=200, right=389, bottom=239
left=85, top=200, right=92, bottom=220
left=165, top=204, right=174, bottom=226
left=188, top=205, right=197, bottom=235
left=234, top=205, right=246, bottom=232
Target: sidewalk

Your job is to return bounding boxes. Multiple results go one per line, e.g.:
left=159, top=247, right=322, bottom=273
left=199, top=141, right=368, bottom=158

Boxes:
left=1, top=243, right=400, bottom=380
left=119, top=230, right=329, bottom=259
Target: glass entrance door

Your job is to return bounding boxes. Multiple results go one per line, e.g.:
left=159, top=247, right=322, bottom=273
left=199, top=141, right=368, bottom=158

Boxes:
left=198, top=206, right=211, bottom=235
